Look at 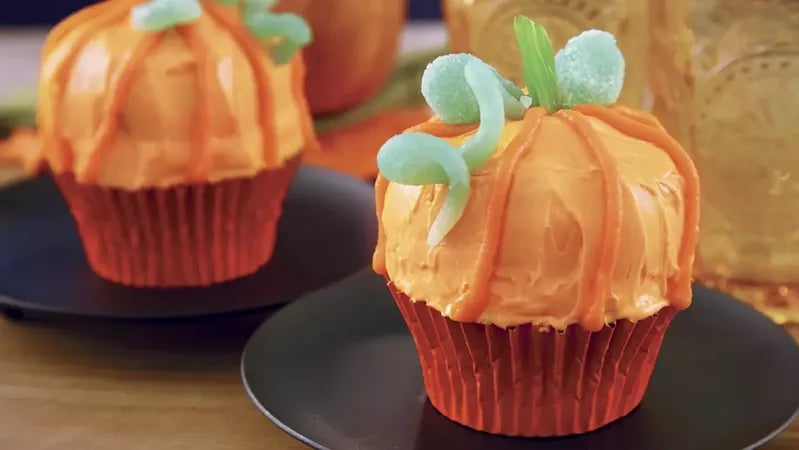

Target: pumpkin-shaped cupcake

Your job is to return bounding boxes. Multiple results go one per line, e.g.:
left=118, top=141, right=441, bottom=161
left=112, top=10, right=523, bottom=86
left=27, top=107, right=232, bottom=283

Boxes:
left=37, top=0, right=316, bottom=287
left=373, top=17, right=700, bottom=436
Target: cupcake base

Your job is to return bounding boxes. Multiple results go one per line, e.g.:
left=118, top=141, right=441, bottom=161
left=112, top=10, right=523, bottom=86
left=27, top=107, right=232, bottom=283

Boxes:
left=54, top=157, right=301, bottom=288
left=389, top=283, right=677, bottom=437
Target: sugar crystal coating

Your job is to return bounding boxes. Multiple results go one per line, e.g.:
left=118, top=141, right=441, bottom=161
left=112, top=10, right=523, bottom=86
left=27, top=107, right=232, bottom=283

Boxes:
left=422, top=54, right=526, bottom=125
left=555, top=30, right=625, bottom=108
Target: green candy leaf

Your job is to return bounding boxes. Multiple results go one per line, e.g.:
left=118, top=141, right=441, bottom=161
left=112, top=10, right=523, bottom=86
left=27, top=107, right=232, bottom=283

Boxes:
left=513, top=15, right=562, bottom=112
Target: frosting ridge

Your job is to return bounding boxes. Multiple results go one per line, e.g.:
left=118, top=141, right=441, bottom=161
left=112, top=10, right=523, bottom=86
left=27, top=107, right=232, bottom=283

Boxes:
left=37, top=0, right=316, bottom=190
left=379, top=110, right=691, bottom=330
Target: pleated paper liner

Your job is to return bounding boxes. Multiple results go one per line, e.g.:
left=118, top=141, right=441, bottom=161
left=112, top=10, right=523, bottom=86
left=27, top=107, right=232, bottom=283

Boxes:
left=302, top=49, right=444, bottom=181
left=388, top=283, right=678, bottom=437
left=54, top=156, right=301, bottom=288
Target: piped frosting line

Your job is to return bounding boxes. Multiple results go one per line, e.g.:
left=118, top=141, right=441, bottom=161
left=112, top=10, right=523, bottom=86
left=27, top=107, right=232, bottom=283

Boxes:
left=203, top=2, right=279, bottom=166
left=408, top=120, right=480, bottom=138
left=450, top=107, right=546, bottom=322
left=177, top=22, right=214, bottom=182
left=44, top=0, right=140, bottom=172
left=575, top=104, right=699, bottom=309
left=81, top=33, right=165, bottom=183
left=372, top=174, right=389, bottom=275
left=555, top=109, right=623, bottom=331
left=290, top=55, right=320, bottom=152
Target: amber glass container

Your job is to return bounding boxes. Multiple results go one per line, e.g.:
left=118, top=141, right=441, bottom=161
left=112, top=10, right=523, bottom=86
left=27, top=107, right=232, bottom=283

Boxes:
left=651, top=0, right=799, bottom=324
left=442, top=0, right=651, bottom=107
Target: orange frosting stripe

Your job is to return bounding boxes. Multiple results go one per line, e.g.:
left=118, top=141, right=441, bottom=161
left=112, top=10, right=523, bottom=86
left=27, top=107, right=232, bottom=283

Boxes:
left=44, top=0, right=139, bottom=171
left=372, top=174, right=389, bottom=275
left=290, top=56, right=320, bottom=153
left=555, top=110, right=623, bottom=331
left=201, top=3, right=278, bottom=166
left=81, top=33, right=165, bottom=183
left=39, top=1, right=310, bottom=189
left=611, top=104, right=666, bottom=131
left=409, top=121, right=479, bottom=137
left=373, top=118, right=480, bottom=274
left=451, top=108, right=546, bottom=322
left=177, top=23, right=213, bottom=182
left=575, top=104, right=700, bottom=309
left=41, top=1, right=107, bottom=57
left=379, top=105, right=695, bottom=330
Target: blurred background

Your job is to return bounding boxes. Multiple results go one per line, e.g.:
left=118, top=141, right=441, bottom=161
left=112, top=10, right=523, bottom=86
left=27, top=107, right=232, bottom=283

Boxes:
left=0, top=0, right=442, bottom=24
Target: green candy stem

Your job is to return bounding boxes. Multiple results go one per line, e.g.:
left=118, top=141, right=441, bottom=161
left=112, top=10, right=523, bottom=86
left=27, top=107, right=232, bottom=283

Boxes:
left=459, top=61, right=505, bottom=170
left=514, top=15, right=562, bottom=112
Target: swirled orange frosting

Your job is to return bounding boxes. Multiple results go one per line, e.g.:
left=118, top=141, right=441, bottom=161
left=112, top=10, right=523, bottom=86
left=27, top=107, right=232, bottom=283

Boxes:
left=37, top=1, right=316, bottom=190
left=375, top=106, right=700, bottom=331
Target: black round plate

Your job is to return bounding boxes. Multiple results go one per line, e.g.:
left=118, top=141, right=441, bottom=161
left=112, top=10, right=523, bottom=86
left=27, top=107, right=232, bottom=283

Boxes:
left=242, top=270, right=799, bottom=450
left=0, top=166, right=376, bottom=320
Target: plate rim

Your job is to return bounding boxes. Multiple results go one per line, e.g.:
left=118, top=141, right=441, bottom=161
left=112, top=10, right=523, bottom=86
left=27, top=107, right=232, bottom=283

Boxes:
left=241, top=271, right=799, bottom=450
left=0, top=165, right=376, bottom=321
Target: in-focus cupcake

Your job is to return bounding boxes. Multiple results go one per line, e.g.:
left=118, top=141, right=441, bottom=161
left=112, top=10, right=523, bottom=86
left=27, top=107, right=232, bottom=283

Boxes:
left=37, top=0, right=317, bottom=287
left=373, top=17, right=700, bottom=437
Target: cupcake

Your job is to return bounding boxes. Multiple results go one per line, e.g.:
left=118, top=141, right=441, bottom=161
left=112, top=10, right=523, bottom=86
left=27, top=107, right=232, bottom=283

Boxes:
left=36, top=0, right=317, bottom=287
left=373, top=17, right=700, bottom=437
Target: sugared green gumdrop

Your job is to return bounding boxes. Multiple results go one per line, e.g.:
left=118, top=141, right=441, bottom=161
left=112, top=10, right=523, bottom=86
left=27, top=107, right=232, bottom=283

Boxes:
left=554, top=30, right=625, bottom=108
left=422, top=54, right=483, bottom=124
left=421, top=54, right=525, bottom=125
left=131, top=0, right=203, bottom=31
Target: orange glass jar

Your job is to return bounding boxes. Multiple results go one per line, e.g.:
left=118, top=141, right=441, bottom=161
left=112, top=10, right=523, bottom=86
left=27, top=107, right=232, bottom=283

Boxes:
left=442, top=0, right=650, bottom=107
left=652, top=0, right=799, bottom=324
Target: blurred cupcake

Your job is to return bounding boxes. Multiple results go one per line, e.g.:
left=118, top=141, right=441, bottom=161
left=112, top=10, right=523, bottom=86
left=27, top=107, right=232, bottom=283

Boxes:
left=373, top=17, right=700, bottom=436
left=274, top=0, right=406, bottom=115
left=37, top=0, right=317, bottom=287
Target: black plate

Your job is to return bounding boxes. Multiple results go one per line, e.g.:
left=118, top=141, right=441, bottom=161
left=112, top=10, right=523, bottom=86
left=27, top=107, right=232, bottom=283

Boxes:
left=0, top=166, right=376, bottom=320
left=242, top=270, right=799, bottom=450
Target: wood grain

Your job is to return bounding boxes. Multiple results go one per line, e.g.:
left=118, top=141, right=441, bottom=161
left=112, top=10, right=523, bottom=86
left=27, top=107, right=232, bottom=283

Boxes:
left=0, top=170, right=795, bottom=449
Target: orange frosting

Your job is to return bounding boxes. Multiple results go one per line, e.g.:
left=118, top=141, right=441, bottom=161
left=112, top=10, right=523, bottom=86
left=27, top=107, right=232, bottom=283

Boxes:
left=37, top=0, right=317, bottom=190
left=374, top=106, right=700, bottom=331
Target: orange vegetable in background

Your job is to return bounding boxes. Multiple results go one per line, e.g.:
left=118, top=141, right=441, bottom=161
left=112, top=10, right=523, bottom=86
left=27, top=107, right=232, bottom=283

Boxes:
left=0, top=128, right=43, bottom=175
left=275, top=0, right=407, bottom=115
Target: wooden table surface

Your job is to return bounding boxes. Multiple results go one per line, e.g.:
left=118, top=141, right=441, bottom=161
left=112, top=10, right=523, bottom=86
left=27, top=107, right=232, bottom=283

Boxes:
left=0, top=168, right=795, bottom=449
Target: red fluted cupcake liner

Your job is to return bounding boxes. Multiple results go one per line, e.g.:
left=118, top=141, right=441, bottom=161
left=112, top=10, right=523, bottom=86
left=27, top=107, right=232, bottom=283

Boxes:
left=54, top=156, right=301, bottom=288
left=388, top=283, right=677, bottom=437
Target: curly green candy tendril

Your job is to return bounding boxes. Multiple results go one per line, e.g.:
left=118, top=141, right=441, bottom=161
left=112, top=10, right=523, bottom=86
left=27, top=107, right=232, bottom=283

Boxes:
left=378, top=56, right=523, bottom=246
left=380, top=16, right=625, bottom=245
left=131, top=0, right=311, bottom=64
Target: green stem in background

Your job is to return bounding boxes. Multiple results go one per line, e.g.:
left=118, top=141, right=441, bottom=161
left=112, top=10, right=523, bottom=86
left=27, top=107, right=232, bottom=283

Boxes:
left=243, top=9, right=311, bottom=64
left=0, top=89, right=37, bottom=137
left=514, top=15, right=562, bottom=113
left=313, top=48, right=446, bottom=134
